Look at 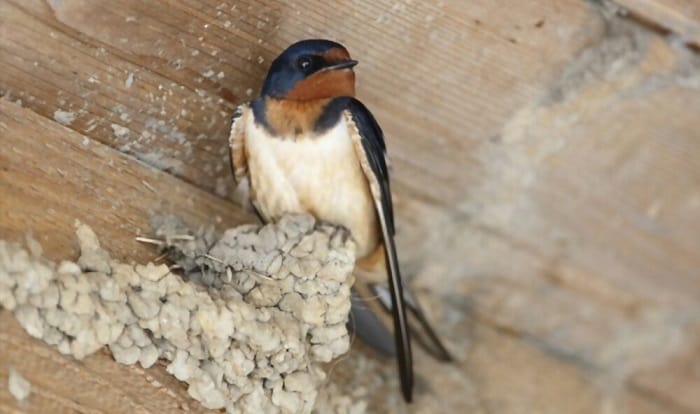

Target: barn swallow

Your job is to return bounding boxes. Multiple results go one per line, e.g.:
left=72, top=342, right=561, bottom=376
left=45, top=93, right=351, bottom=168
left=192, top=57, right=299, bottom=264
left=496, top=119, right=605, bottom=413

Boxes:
left=229, top=39, right=451, bottom=402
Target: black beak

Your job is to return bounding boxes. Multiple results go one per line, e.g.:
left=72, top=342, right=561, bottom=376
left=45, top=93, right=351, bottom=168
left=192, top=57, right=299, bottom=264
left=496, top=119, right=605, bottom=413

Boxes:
left=324, top=59, right=358, bottom=71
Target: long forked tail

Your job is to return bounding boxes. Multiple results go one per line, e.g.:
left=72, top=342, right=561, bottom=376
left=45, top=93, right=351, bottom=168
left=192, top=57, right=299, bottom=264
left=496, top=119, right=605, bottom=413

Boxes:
left=356, top=233, right=413, bottom=402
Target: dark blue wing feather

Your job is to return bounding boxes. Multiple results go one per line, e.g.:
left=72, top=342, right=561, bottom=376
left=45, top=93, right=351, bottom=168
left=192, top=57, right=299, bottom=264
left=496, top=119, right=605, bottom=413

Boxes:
left=345, top=99, right=394, bottom=235
left=343, top=98, right=413, bottom=402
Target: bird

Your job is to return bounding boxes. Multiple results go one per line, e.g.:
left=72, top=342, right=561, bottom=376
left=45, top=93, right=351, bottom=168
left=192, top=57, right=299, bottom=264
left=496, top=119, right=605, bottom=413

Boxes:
left=228, top=39, right=451, bottom=402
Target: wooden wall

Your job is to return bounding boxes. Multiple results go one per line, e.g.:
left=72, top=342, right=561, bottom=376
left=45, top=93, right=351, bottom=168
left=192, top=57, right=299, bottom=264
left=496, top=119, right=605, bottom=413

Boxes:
left=1, top=0, right=699, bottom=412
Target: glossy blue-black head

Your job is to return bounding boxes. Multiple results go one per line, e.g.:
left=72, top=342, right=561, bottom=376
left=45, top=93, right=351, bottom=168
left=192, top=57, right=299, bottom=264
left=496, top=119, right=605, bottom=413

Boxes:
left=261, top=39, right=357, bottom=100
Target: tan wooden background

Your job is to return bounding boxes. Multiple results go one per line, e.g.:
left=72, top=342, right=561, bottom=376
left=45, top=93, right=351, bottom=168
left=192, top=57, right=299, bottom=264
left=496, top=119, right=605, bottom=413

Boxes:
left=1, top=0, right=699, bottom=412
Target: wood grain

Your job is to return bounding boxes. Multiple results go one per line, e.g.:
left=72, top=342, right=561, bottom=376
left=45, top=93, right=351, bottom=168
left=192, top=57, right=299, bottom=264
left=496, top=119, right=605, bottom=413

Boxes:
left=1, top=0, right=700, bottom=412
left=0, top=0, right=614, bottom=292
left=0, top=99, right=251, bottom=263
left=0, top=0, right=606, bottom=219
left=616, top=0, right=700, bottom=45
left=631, top=326, right=700, bottom=414
left=0, top=312, right=211, bottom=414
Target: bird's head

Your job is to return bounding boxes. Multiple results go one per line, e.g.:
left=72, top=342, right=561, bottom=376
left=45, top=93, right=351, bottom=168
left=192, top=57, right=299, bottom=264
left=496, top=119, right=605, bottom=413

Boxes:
left=261, top=39, right=357, bottom=101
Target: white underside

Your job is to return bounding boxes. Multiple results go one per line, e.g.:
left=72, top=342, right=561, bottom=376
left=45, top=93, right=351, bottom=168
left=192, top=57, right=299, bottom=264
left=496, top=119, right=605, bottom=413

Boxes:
left=244, top=117, right=379, bottom=257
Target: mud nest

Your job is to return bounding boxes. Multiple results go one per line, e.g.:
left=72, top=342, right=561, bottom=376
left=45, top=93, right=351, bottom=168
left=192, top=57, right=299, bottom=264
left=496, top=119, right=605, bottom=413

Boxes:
left=0, top=214, right=367, bottom=413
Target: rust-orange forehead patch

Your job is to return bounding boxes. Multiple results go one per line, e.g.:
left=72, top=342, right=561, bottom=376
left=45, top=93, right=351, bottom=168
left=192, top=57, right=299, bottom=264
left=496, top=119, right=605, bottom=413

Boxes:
left=322, top=46, right=352, bottom=63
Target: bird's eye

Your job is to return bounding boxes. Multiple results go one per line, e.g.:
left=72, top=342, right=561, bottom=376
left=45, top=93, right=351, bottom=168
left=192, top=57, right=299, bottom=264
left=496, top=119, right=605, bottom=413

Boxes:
left=297, top=56, right=313, bottom=72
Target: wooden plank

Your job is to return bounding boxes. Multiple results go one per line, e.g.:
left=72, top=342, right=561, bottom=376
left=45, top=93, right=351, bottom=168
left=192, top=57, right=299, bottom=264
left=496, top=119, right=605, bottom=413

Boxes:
left=630, top=328, right=700, bottom=413
left=0, top=0, right=612, bottom=298
left=415, top=26, right=700, bottom=304
left=409, top=24, right=700, bottom=414
left=0, top=99, right=251, bottom=263
left=615, top=0, right=700, bottom=45
left=1, top=0, right=700, bottom=412
left=0, top=0, right=606, bottom=210
left=0, top=312, right=211, bottom=414
left=419, top=26, right=700, bottom=369
left=0, top=0, right=245, bottom=199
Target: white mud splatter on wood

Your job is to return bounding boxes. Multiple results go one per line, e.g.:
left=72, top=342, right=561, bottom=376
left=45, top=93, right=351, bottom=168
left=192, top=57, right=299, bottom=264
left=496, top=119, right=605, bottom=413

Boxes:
left=7, top=368, right=31, bottom=402
left=53, top=109, right=77, bottom=126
